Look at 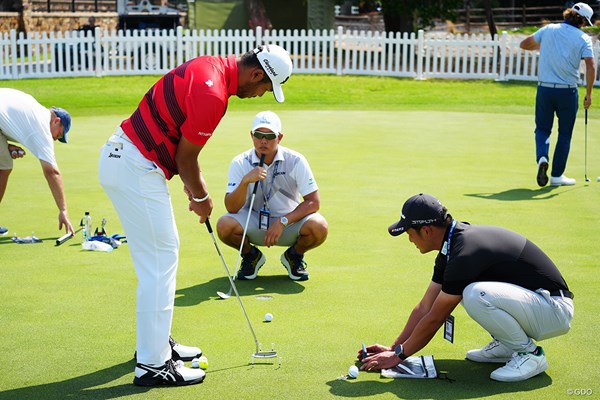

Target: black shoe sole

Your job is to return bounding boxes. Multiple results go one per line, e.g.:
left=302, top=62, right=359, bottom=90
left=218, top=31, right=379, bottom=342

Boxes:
left=133, top=375, right=205, bottom=387
left=537, top=161, right=549, bottom=187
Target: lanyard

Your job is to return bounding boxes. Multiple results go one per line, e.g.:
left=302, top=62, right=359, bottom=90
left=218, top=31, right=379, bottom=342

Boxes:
left=260, top=160, right=279, bottom=209
left=441, top=220, right=457, bottom=262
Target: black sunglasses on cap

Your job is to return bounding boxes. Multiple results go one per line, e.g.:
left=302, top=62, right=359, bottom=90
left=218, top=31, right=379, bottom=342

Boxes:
left=252, top=130, right=278, bottom=140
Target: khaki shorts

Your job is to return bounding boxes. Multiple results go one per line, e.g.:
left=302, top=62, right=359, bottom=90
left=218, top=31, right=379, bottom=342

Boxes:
left=221, top=209, right=319, bottom=247
left=0, top=133, right=14, bottom=170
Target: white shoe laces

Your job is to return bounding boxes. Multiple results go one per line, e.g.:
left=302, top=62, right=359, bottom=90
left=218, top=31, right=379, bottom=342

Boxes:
left=483, top=340, right=501, bottom=351
left=505, top=351, right=529, bottom=369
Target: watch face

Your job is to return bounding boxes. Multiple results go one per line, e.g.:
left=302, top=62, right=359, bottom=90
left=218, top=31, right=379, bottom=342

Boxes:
left=281, top=217, right=288, bottom=226
left=394, top=345, right=403, bottom=357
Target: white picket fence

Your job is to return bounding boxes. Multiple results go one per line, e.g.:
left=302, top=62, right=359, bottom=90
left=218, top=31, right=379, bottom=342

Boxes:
left=1, top=26, right=599, bottom=84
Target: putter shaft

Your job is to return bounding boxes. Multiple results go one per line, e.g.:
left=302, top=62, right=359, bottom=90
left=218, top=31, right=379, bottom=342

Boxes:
left=585, top=108, right=589, bottom=181
left=220, top=153, right=266, bottom=296
left=206, top=219, right=265, bottom=354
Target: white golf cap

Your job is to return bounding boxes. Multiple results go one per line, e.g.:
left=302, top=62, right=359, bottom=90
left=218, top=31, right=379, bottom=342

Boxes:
left=254, top=44, right=293, bottom=103
left=572, top=2, right=593, bottom=26
left=252, top=110, right=282, bottom=134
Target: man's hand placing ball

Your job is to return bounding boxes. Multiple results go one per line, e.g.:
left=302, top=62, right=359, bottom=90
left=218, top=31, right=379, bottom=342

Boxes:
left=358, top=344, right=399, bottom=371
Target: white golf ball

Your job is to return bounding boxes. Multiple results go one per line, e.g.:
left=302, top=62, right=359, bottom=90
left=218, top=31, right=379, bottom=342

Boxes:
left=191, top=357, right=200, bottom=368
left=597, top=176, right=600, bottom=182
left=348, top=365, right=359, bottom=379
left=198, top=356, right=209, bottom=370
left=264, top=312, right=273, bottom=322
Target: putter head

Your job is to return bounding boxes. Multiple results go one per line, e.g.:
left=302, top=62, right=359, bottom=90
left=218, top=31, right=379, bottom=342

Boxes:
left=253, top=343, right=277, bottom=359
left=216, top=291, right=231, bottom=299
left=252, top=351, right=278, bottom=358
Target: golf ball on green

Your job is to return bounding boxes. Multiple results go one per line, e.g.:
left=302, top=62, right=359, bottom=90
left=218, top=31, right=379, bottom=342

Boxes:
left=198, top=356, right=208, bottom=370
left=348, top=365, right=359, bottom=378
left=264, top=313, right=273, bottom=322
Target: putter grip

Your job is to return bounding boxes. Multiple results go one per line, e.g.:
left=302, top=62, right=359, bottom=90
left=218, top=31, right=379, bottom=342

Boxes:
left=252, top=153, right=266, bottom=195
left=206, top=218, right=213, bottom=233
left=55, top=232, right=73, bottom=245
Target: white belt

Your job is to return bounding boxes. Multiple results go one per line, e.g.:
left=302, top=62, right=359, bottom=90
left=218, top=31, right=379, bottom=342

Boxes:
left=114, top=130, right=133, bottom=144
left=538, top=82, right=577, bottom=89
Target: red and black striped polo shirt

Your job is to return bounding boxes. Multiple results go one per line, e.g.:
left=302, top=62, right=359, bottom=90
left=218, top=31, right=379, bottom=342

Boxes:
left=121, top=55, right=238, bottom=179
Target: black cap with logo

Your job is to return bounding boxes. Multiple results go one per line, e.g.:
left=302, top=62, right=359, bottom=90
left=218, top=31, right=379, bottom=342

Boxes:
left=388, top=193, right=448, bottom=236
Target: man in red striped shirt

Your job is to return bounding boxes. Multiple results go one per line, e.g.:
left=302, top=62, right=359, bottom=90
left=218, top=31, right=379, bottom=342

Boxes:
left=98, top=44, right=292, bottom=387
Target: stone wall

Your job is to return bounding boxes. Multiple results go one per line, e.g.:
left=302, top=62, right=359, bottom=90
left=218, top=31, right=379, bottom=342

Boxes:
left=25, top=12, right=118, bottom=32
left=335, top=12, right=384, bottom=32
left=0, top=12, right=21, bottom=31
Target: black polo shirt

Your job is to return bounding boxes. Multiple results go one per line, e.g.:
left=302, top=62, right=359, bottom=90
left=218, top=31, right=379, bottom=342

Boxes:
left=432, top=221, right=570, bottom=296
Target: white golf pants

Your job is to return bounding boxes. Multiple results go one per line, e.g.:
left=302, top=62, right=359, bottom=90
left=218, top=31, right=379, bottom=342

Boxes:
left=462, top=281, right=574, bottom=352
left=98, top=128, right=178, bottom=366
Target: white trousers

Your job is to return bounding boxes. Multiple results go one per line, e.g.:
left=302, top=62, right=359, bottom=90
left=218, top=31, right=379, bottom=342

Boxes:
left=462, top=282, right=574, bottom=352
left=98, top=128, right=178, bottom=365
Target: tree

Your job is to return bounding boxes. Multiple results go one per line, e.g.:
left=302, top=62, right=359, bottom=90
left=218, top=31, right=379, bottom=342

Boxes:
left=380, top=0, right=463, bottom=33
left=482, top=0, right=498, bottom=36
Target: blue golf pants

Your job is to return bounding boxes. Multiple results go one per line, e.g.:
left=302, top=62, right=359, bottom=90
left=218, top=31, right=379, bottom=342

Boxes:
left=535, top=85, right=578, bottom=177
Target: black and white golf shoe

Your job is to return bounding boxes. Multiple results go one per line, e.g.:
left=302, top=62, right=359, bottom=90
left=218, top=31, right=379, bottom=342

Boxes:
left=280, top=247, right=309, bottom=281
left=133, top=358, right=205, bottom=386
left=170, top=336, right=202, bottom=361
left=536, top=157, right=549, bottom=187
left=237, top=246, right=266, bottom=280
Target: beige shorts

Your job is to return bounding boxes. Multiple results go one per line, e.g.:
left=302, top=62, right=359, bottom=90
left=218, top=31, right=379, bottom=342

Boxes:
left=0, top=133, right=14, bottom=170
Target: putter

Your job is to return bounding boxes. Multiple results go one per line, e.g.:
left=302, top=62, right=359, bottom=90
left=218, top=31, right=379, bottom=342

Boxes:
left=217, top=153, right=266, bottom=299
left=585, top=108, right=590, bottom=182
left=206, top=218, right=278, bottom=362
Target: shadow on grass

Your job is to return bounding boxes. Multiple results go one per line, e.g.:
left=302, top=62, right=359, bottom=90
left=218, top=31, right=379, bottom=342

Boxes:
left=326, top=359, right=552, bottom=399
left=464, top=186, right=562, bottom=201
left=0, top=359, right=149, bottom=400
left=0, top=234, right=79, bottom=245
left=175, top=275, right=306, bottom=307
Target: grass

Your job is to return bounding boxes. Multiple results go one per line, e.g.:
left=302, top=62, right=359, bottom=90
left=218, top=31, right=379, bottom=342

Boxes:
left=0, top=75, right=553, bottom=116
left=0, top=76, right=598, bottom=399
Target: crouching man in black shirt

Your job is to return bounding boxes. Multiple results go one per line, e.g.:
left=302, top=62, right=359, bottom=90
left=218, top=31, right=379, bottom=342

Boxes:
left=360, top=193, right=574, bottom=382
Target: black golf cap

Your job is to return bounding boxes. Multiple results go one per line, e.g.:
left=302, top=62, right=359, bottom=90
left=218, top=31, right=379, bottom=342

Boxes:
left=388, top=193, right=447, bottom=236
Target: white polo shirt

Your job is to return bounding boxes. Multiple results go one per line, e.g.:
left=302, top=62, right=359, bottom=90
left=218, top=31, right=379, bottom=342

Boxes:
left=226, top=146, right=318, bottom=217
left=0, top=88, right=57, bottom=166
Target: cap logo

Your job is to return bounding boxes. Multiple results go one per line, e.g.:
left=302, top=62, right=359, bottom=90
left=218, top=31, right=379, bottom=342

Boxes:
left=262, top=59, right=278, bottom=77
left=411, top=218, right=439, bottom=225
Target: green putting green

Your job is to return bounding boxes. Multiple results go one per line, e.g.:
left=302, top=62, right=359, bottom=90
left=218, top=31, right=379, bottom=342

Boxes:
left=0, top=76, right=597, bottom=399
